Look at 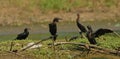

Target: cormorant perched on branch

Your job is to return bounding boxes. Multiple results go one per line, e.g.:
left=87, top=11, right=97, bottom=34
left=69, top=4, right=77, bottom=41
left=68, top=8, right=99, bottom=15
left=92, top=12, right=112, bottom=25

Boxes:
left=10, top=28, right=29, bottom=52
left=86, top=26, right=97, bottom=44
left=86, top=25, right=114, bottom=44
left=49, top=17, right=62, bottom=41
left=49, top=17, right=62, bottom=51
left=68, top=13, right=87, bottom=41
left=76, top=13, right=87, bottom=38
left=15, top=28, right=29, bottom=40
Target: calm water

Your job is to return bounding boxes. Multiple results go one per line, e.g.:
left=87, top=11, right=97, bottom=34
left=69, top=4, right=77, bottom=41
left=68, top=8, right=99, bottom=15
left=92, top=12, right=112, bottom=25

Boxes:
left=0, top=20, right=119, bottom=41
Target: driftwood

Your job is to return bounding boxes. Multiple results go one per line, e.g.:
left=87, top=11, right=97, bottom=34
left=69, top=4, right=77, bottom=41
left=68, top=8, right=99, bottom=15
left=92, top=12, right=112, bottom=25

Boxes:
left=19, top=36, right=52, bottom=52
left=17, top=36, right=120, bottom=55
left=19, top=40, right=120, bottom=55
left=52, top=42, right=120, bottom=55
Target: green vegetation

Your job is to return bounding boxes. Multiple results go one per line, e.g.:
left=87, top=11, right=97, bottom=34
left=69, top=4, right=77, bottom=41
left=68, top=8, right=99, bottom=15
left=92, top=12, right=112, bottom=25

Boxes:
left=0, top=0, right=119, bottom=12
left=0, top=34, right=120, bottom=59
left=0, top=0, right=119, bottom=59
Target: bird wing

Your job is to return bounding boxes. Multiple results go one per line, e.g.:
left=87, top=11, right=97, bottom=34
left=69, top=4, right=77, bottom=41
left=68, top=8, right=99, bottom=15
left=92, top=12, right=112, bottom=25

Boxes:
left=76, top=21, right=87, bottom=32
left=16, top=32, right=26, bottom=39
left=17, top=33, right=24, bottom=37
left=93, top=28, right=113, bottom=38
left=49, top=23, right=57, bottom=35
left=18, top=32, right=26, bottom=36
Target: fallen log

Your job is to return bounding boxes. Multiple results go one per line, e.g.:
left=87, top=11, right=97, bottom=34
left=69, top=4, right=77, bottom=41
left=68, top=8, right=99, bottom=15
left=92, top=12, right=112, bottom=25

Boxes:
left=53, top=42, right=120, bottom=55
left=19, top=39, right=120, bottom=56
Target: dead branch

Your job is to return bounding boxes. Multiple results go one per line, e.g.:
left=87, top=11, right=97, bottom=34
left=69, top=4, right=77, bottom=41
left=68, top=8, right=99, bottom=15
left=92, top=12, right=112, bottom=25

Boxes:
left=6, top=51, right=22, bottom=57
left=53, top=42, right=120, bottom=55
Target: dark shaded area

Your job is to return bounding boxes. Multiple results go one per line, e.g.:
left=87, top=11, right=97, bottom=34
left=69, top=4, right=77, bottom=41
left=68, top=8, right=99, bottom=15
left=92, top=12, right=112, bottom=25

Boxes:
left=69, top=36, right=79, bottom=41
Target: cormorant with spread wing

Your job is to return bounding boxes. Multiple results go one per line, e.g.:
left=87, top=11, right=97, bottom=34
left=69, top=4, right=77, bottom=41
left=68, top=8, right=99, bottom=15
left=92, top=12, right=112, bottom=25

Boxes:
left=86, top=25, right=114, bottom=44
left=15, top=28, right=29, bottom=40
left=76, top=13, right=87, bottom=38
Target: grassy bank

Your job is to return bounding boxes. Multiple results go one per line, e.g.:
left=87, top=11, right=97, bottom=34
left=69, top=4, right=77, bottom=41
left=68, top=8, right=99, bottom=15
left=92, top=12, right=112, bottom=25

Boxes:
left=1, top=0, right=118, bottom=11
left=0, top=0, right=120, bottom=26
left=0, top=35, right=120, bottom=59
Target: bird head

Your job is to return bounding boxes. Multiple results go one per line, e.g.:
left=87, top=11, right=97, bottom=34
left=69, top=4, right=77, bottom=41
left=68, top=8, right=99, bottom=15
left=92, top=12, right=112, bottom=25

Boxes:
left=53, top=17, right=62, bottom=23
left=24, top=28, right=30, bottom=32
left=87, top=25, right=93, bottom=32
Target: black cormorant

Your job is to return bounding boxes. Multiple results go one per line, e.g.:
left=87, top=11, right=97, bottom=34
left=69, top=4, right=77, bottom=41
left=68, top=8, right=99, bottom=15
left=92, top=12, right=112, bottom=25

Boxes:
left=86, top=25, right=113, bottom=44
left=49, top=17, right=62, bottom=41
left=76, top=13, right=87, bottom=38
left=15, top=28, right=29, bottom=40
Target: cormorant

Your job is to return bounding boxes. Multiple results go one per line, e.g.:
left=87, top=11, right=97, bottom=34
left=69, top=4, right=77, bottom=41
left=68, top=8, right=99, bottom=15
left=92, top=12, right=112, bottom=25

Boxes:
left=68, top=13, right=87, bottom=41
left=15, top=28, right=29, bottom=40
left=86, top=26, right=97, bottom=44
left=49, top=17, right=62, bottom=41
left=86, top=25, right=113, bottom=44
left=76, top=13, right=87, bottom=38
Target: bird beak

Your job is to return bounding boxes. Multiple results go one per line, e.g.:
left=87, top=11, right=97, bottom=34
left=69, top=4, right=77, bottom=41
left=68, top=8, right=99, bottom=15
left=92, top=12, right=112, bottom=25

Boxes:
left=57, top=18, right=62, bottom=22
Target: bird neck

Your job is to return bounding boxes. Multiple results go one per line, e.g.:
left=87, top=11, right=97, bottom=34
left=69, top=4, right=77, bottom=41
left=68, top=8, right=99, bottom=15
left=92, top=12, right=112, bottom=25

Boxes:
left=89, top=28, right=93, bottom=32
left=76, top=16, right=80, bottom=22
left=87, top=31, right=92, bottom=37
left=24, top=30, right=28, bottom=33
left=52, top=22, right=57, bottom=24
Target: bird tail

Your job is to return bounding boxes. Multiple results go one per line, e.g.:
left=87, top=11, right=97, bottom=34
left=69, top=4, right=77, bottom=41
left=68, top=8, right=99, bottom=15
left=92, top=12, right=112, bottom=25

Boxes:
left=113, top=32, right=120, bottom=38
